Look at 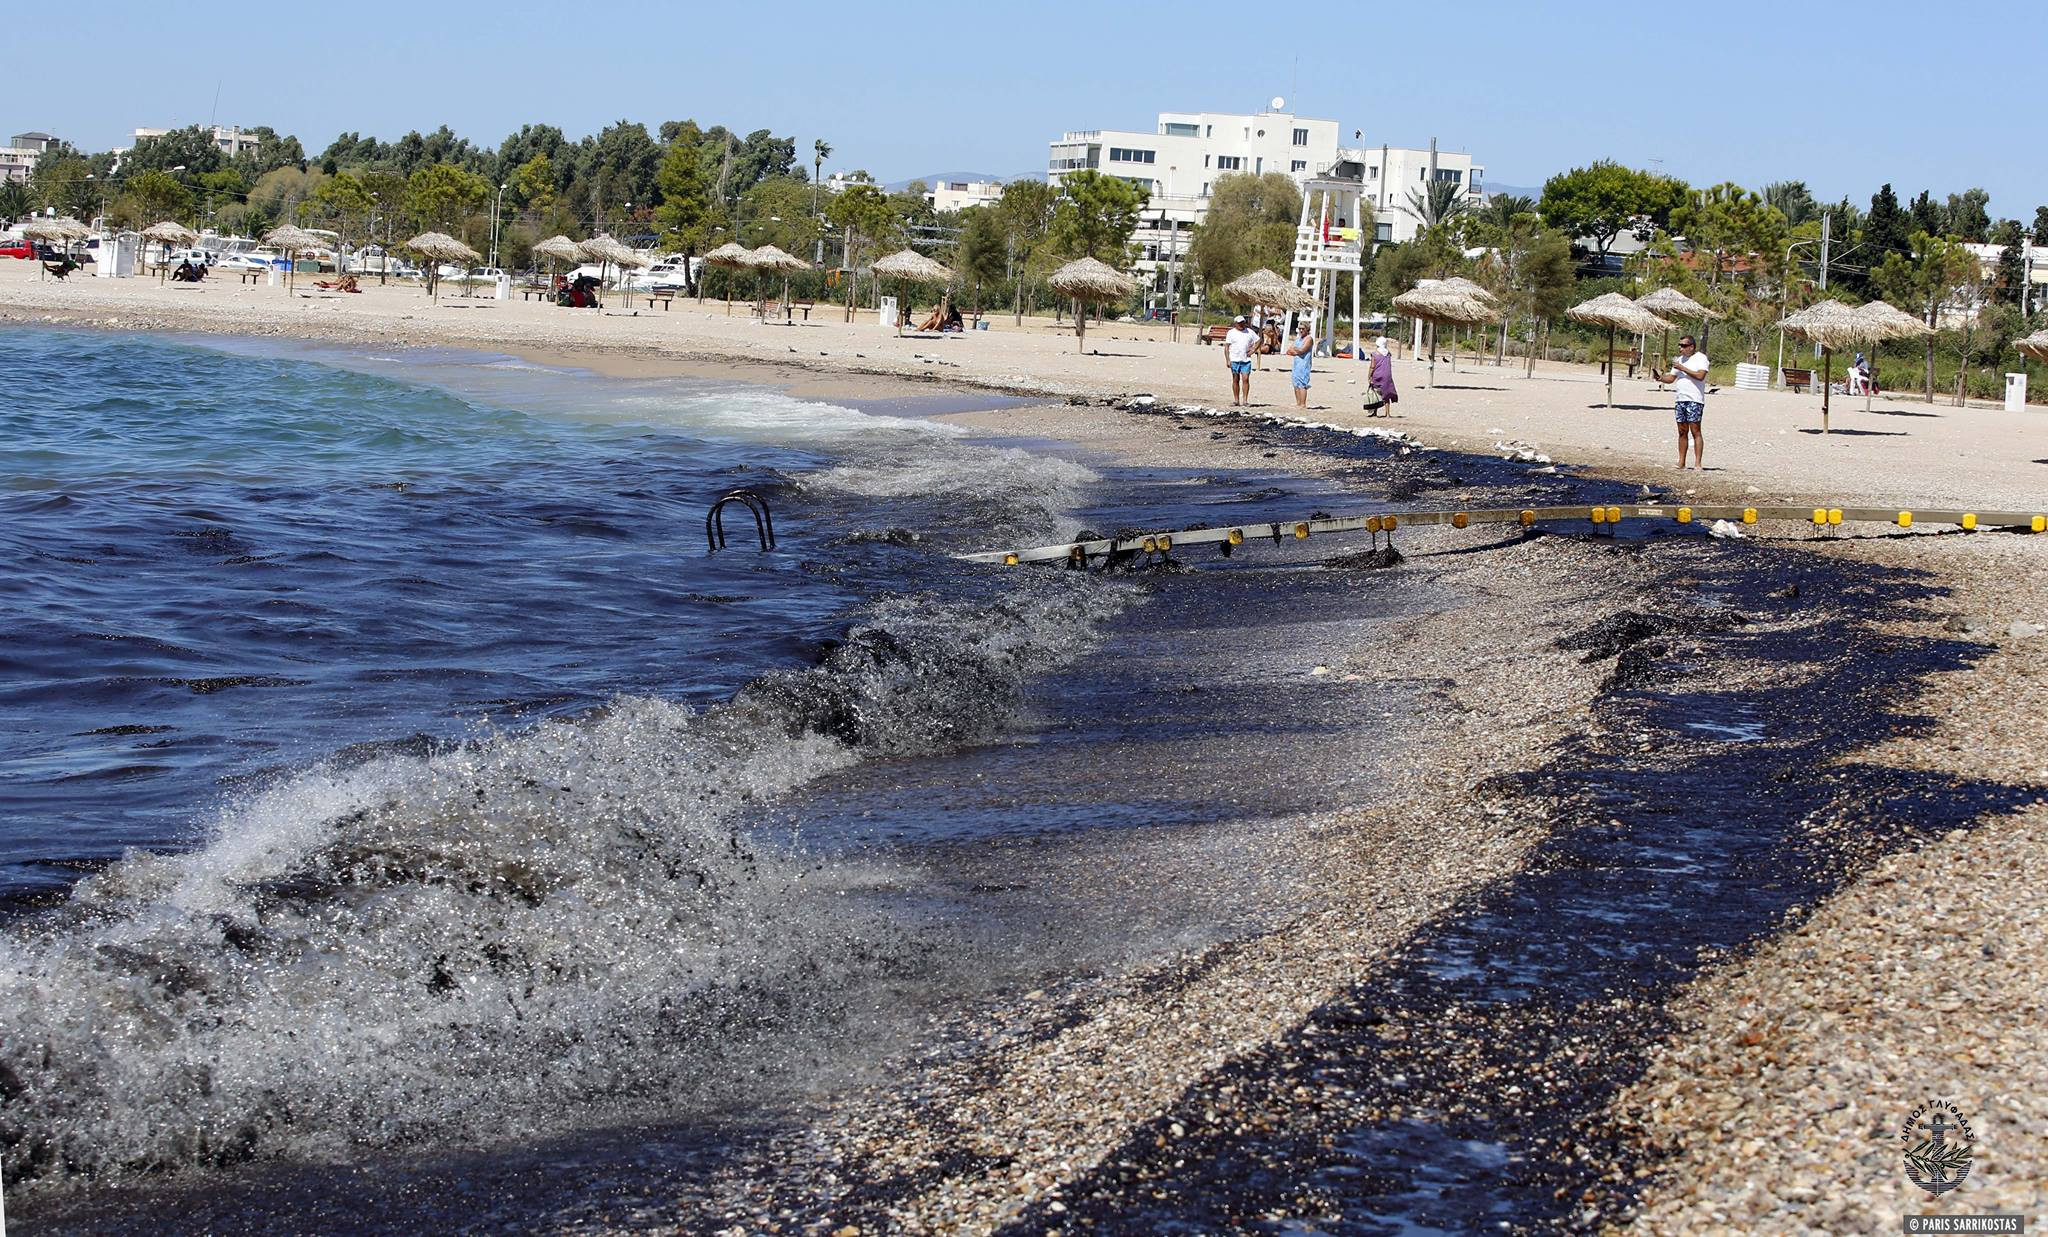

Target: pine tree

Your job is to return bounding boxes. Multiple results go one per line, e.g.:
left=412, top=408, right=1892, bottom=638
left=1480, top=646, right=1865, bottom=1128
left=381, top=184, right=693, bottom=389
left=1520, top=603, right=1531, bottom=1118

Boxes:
left=1866, top=185, right=1911, bottom=258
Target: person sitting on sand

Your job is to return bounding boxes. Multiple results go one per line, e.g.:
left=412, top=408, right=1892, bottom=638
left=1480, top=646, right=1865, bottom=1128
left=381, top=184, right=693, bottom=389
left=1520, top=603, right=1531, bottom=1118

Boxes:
left=171, top=260, right=202, bottom=283
left=1366, top=337, right=1399, bottom=416
left=1286, top=319, right=1316, bottom=408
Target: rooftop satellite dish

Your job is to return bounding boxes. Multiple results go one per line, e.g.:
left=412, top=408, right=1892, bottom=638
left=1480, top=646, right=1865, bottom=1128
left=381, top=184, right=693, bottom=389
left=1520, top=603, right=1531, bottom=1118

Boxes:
left=1271, top=96, right=1286, bottom=111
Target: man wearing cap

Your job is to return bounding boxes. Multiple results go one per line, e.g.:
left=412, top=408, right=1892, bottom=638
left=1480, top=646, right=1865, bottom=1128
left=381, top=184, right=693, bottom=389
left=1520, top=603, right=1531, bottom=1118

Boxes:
left=1224, top=314, right=1259, bottom=406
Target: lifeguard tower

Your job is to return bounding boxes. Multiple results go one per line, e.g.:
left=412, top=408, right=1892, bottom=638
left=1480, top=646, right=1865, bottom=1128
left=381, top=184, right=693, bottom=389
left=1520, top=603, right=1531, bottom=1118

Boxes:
left=1290, top=153, right=1370, bottom=358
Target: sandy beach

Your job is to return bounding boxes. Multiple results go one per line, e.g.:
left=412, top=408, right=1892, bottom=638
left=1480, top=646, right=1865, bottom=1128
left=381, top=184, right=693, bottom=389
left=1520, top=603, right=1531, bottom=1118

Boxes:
left=7, top=262, right=2046, bottom=1232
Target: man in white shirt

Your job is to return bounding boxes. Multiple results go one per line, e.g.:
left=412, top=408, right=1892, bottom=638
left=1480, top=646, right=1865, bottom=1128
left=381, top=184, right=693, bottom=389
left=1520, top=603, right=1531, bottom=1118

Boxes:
left=1223, top=315, right=1259, bottom=406
left=1656, top=335, right=1710, bottom=469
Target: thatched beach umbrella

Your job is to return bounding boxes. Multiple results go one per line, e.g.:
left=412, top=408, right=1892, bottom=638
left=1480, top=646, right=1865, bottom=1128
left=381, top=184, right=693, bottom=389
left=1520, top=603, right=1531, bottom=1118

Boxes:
left=577, top=235, right=645, bottom=306
left=404, top=231, right=482, bottom=301
left=1220, top=268, right=1315, bottom=367
left=872, top=248, right=955, bottom=335
left=1779, top=300, right=1865, bottom=433
left=263, top=224, right=322, bottom=292
left=702, top=241, right=756, bottom=312
left=1393, top=281, right=1499, bottom=389
left=1567, top=292, right=1675, bottom=407
left=1850, top=300, right=1935, bottom=412
left=2014, top=330, right=2048, bottom=362
left=142, top=220, right=197, bottom=280
left=23, top=216, right=89, bottom=276
left=532, top=234, right=580, bottom=288
left=1047, top=256, right=1138, bottom=354
left=748, top=245, right=811, bottom=319
left=1636, top=287, right=1719, bottom=375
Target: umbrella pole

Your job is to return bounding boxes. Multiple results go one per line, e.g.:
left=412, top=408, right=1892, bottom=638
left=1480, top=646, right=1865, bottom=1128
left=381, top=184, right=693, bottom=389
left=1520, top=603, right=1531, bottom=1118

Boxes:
left=1427, top=322, right=1437, bottom=389
left=1075, top=296, right=1085, bottom=354
left=1606, top=325, right=1616, bottom=407
left=1823, top=350, right=1832, bottom=433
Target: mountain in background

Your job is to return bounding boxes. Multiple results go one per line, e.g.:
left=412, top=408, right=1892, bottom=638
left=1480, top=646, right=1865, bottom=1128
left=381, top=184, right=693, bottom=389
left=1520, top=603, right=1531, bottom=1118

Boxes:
left=1482, top=182, right=1545, bottom=202
left=883, top=171, right=1042, bottom=193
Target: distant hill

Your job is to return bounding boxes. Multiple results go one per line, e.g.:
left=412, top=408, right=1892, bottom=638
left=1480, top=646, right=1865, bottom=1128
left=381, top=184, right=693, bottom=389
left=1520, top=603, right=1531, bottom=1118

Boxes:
left=1482, top=183, right=1545, bottom=202
left=883, top=171, right=1042, bottom=193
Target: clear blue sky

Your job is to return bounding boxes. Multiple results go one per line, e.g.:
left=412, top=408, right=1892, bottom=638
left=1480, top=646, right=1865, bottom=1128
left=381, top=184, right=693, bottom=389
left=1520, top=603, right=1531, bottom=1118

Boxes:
left=9, top=0, right=2040, bottom=217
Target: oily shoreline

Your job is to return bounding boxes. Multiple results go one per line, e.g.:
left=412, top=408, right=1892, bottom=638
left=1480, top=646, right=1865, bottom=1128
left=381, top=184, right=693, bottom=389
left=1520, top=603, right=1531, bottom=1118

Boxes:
left=16, top=307, right=2048, bottom=1228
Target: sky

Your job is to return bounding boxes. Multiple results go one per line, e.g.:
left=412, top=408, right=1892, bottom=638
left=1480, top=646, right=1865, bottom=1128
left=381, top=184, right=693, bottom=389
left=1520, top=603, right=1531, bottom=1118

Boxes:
left=7, top=0, right=2041, bottom=218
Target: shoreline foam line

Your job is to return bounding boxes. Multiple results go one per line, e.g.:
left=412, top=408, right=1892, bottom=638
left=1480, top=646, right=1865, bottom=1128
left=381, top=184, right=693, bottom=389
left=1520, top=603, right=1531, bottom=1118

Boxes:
left=959, top=504, right=2048, bottom=565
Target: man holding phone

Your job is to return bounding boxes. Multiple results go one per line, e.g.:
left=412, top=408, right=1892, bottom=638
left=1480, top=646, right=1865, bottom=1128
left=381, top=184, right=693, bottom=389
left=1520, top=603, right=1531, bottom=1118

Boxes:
left=1656, top=335, right=1710, bottom=469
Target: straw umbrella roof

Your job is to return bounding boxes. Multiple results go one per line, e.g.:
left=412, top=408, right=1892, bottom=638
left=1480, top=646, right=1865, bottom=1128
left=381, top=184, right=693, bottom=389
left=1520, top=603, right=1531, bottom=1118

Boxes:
left=21, top=216, right=89, bottom=242
left=1393, top=281, right=1497, bottom=326
left=1047, top=256, right=1138, bottom=302
left=1636, top=287, right=1718, bottom=320
left=872, top=248, right=954, bottom=284
left=1852, top=299, right=1934, bottom=342
left=1779, top=299, right=1867, bottom=352
left=747, top=244, right=811, bottom=273
left=532, top=235, right=582, bottom=261
left=263, top=224, right=323, bottom=252
left=2015, top=330, right=2048, bottom=362
left=1435, top=276, right=1501, bottom=307
left=578, top=235, right=647, bottom=267
left=1219, top=267, right=1316, bottom=311
left=405, top=231, right=482, bottom=263
left=1567, top=291, right=1674, bottom=334
left=703, top=241, right=756, bottom=269
left=142, top=220, right=198, bottom=244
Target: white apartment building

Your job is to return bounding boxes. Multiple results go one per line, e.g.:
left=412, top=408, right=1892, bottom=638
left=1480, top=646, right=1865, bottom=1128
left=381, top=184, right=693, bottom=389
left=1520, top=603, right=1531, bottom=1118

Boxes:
left=1356, top=143, right=1485, bottom=244
left=1048, top=103, right=1343, bottom=285
left=1046, top=105, right=1484, bottom=293
left=0, top=147, right=37, bottom=184
left=126, top=124, right=262, bottom=159
left=926, top=178, right=1004, bottom=213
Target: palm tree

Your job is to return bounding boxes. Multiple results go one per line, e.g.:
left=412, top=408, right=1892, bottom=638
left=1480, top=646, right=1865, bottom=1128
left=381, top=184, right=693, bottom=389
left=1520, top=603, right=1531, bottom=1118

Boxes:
left=1403, top=179, right=1474, bottom=228
left=1481, top=193, right=1537, bottom=229
left=812, top=139, right=832, bottom=216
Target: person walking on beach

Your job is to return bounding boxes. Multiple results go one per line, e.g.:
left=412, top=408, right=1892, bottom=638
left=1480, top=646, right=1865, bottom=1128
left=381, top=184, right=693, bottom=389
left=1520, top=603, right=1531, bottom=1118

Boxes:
left=1366, top=337, right=1399, bottom=416
left=1654, top=335, right=1710, bottom=469
left=1286, top=319, right=1316, bottom=408
left=1224, top=315, right=1258, bottom=406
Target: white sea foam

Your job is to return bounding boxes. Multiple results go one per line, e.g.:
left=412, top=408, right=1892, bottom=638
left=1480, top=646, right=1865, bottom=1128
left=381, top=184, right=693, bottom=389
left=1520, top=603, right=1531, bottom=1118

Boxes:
left=0, top=580, right=1130, bottom=1189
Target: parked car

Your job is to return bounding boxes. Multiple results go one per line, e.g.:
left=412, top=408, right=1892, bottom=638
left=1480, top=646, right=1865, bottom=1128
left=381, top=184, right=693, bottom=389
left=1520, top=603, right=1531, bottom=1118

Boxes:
left=0, top=237, right=33, bottom=260
left=626, top=256, right=694, bottom=291
left=158, top=247, right=215, bottom=268
left=215, top=253, right=277, bottom=274
left=439, top=265, right=507, bottom=284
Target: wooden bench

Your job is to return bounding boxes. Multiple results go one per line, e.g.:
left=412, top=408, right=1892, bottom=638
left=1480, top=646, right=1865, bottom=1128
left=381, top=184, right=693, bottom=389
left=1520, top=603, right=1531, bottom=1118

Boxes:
left=521, top=285, right=554, bottom=302
left=236, top=269, right=265, bottom=285
left=642, top=291, right=676, bottom=310
left=1601, top=347, right=1643, bottom=378
left=1781, top=367, right=1814, bottom=393
left=1198, top=324, right=1232, bottom=345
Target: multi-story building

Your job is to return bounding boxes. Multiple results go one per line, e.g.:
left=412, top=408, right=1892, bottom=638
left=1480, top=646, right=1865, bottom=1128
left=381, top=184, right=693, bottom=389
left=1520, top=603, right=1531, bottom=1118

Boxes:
left=1047, top=103, right=1343, bottom=289
left=126, top=124, right=263, bottom=159
left=0, top=146, right=38, bottom=184
left=1046, top=105, right=1484, bottom=305
left=925, top=178, right=1005, bottom=213
left=1354, top=142, right=1485, bottom=244
left=2, top=132, right=57, bottom=185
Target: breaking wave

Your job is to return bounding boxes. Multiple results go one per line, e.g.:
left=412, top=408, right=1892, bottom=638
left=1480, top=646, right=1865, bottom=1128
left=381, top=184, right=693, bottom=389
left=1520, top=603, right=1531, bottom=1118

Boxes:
left=0, top=578, right=1129, bottom=1189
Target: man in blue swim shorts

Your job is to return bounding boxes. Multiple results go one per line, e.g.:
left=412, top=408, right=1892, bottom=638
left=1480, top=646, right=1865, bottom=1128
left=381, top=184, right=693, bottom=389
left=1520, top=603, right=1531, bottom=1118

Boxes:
left=1224, top=315, right=1258, bottom=406
left=1656, top=335, right=1710, bottom=469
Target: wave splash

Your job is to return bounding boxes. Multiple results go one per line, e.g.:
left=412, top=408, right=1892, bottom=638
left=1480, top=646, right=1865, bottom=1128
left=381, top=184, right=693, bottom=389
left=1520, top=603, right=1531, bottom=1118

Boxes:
left=0, top=579, right=1127, bottom=1188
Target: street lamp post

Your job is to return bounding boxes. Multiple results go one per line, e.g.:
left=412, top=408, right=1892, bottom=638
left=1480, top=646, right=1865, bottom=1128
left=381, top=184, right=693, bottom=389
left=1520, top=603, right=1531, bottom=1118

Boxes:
left=1776, top=236, right=1819, bottom=386
left=489, top=182, right=508, bottom=268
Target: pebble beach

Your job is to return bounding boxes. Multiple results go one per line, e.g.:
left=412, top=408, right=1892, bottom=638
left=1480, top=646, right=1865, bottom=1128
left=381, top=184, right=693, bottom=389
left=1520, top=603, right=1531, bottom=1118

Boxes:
left=5, top=260, right=2046, bottom=1232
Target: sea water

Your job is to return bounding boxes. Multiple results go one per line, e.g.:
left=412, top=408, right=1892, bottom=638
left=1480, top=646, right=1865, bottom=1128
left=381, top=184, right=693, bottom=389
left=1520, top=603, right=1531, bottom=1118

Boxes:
left=0, top=327, right=1394, bottom=1201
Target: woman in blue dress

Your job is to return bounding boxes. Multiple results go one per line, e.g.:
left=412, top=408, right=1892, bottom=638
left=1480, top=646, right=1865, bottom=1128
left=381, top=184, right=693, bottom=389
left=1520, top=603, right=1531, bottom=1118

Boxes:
left=1286, top=319, right=1316, bottom=408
